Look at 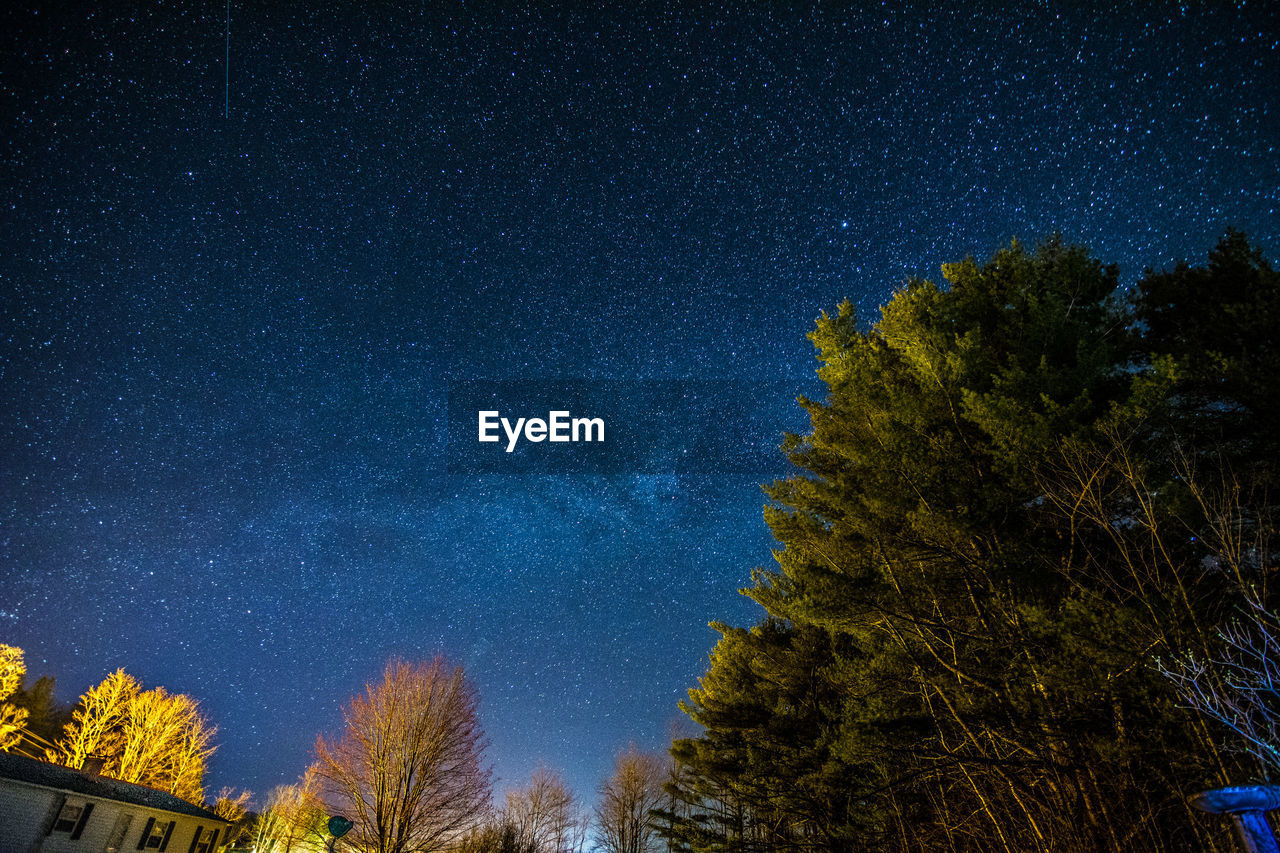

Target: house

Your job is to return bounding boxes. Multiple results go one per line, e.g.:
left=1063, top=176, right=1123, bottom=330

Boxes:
left=0, top=752, right=232, bottom=853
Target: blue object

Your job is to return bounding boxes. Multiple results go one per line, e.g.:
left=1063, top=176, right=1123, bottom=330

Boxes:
left=1191, top=786, right=1280, bottom=853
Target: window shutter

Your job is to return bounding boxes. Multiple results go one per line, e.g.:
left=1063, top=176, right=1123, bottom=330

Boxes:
left=159, top=820, right=176, bottom=851
left=207, top=828, right=219, bottom=850
left=137, top=817, right=155, bottom=850
left=187, top=825, right=203, bottom=853
left=70, top=802, right=95, bottom=840
left=45, top=795, right=67, bottom=835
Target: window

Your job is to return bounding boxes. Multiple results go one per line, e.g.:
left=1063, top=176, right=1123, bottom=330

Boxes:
left=48, top=799, right=95, bottom=841
left=105, top=812, right=133, bottom=853
left=52, top=801, right=85, bottom=833
left=192, top=827, right=218, bottom=853
left=142, top=819, right=172, bottom=849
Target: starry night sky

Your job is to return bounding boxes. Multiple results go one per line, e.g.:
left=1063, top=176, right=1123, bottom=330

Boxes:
left=2, top=0, right=1277, bottom=807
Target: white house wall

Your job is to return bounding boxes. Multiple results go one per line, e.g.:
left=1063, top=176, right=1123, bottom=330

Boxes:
left=0, top=778, right=223, bottom=853
left=0, top=779, right=59, bottom=851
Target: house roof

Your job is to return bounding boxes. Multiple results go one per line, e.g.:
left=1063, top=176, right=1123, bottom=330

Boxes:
left=0, top=752, right=228, bottom=823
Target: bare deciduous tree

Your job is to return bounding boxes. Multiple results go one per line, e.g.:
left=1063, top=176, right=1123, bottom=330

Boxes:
left=113, top=687, right=216, bottom=802
left=453, top=766, right=588, bottom=853
left=595, top=746, right=666, bottom=853
left=313, top=656, right=492, bottom=853
left=52, top=668, right=137, bottom=769
left=253, top=775, right=328, bottom=853
left=0, top=644, right=30, bottom=751
left=212, top=786, right=251, bottom=820
left=1058, top=435, right=1280, bottom=780
left=1160, top=590, right=1280, bottom=774
left=52, top=669, right=216, bottom=803
left=212, top=787, right=253, bottom=846
left=505, top=766, right=589, bottom=853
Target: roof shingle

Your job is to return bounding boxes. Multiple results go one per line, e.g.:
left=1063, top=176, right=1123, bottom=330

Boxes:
left=0, top=752, right=227, bottom=823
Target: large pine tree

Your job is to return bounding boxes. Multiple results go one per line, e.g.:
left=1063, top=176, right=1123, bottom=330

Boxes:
left=667, top=236, right=1279, bottom=853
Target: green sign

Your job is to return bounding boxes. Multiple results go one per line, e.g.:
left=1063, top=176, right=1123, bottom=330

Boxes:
left=328, top=816, right=354, bottom=838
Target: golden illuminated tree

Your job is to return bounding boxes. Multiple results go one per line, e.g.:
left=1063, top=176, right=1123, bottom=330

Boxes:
left=53, top=669, right=216, bottom=803
left=212, top=786, right=251, bottom=822
left=212, top=787, right=254, bottom=848
left=51, top=668, right=137, bottom=768
left=0, top=644, right=30, bottom=751
left=313, top=657, right=492, bottom=853
left=114, top=687, right=215, bottom=802
left=253, top=774, right=329, bottom=853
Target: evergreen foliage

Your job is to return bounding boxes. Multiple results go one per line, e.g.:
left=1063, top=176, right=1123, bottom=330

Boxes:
left=666, top=235, right=1280, bottom=853
left=10, top=674, right=73, bottom=745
